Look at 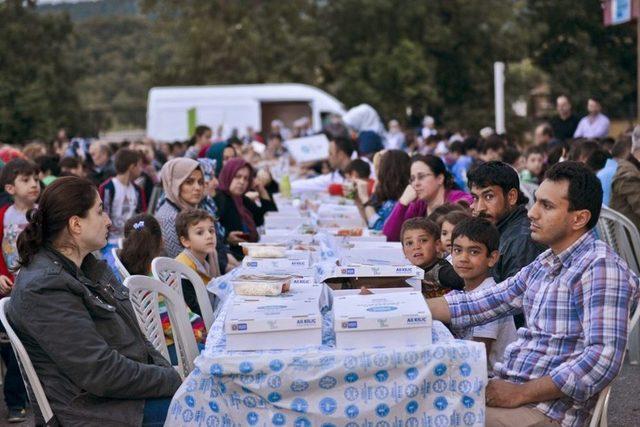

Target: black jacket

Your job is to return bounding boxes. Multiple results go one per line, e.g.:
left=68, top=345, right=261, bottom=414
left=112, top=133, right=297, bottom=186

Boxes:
left=493, top=205, right=546, bottom=283
left=6, top=247, right=181, bottom=426
left=214, top=191, right=277, bottom=259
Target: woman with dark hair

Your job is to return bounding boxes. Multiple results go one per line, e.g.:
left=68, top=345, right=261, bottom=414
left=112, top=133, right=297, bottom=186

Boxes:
left=355, top=150, right=411, bottom=230
left=6, top=176, right=181, bottom=426
left=185, top=125, right=212, bottom=159
left=382, top=154, right=472, bottom=241
left=214, top=158, right=277, bottom=259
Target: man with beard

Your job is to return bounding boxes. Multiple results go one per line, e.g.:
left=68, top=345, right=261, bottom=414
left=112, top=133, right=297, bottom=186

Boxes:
left=426, top=162, right=639, bottom=426
left=467, top=161, right=545, bottom=326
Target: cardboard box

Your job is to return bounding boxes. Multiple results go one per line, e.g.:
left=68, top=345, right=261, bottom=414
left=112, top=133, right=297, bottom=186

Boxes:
left=242, top=256, right=311, bottom=273
left=264, top=215, right=309, bottom=230
left=319, top=264, right=424, bottom=292
left=333, top=291, right=432, bottom=349
left=225, top=296, right=322, bottom=351
left=340, top=246, right=407, bottom=265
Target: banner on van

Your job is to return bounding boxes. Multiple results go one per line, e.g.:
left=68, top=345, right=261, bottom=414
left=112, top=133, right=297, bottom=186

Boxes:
left=285, top=134, right=330, bottom=163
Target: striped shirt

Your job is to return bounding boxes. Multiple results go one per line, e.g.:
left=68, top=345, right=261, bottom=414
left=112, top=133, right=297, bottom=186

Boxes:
left=445, top=230, right=638, bottom=426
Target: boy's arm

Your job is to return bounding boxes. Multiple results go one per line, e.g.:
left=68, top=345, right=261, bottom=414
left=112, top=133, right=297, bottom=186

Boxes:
left=430, top=268, right=528, bottom=329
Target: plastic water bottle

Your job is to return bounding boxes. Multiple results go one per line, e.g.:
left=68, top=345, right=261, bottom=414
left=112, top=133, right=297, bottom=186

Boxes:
left=280, top=174, right=291, bottom=198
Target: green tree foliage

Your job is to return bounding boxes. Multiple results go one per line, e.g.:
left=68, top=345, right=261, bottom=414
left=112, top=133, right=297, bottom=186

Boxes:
left=526, top=0, right=637, bottom=119
left=0, top=0, right=635, bottom=143
left=0, top=1, right=83, bottom=143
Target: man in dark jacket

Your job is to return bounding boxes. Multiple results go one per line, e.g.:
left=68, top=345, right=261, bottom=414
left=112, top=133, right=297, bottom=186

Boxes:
left=468, top=161, right=546, bottom=326
left=7, top=247, right=181, bottom=426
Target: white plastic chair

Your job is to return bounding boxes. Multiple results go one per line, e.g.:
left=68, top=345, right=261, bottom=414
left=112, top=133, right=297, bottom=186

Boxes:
left=596, top=205, right=640, bottom=364
left=152, top=257, right=216, bottom=330
left=111, top=247, right=130, bottom=281
left=0, top=298, right=55, bottom=425
left=589, top=385, right=611, bottom=427
left=125, top=275, right=200, bottom=379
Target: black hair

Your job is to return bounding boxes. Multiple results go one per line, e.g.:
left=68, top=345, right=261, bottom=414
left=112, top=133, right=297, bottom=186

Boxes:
left=538, top=123, right=554, bottom=138
left=331, top=136, right=355, bottom=158
left=120, top=214, right=163, bottom=275
left=467, top=161, right=526, bottom=205
left=188, top=125, right=212, bottom=146
left=480, top=135, right=505, bottom=154
left=17, top=176, right=98, bottom=267
left=451, top=217, right=500, bottom=254
left=611, top=137, right=631, bottom=159
left=427, top=202, right=469, bottom=228
left=400, top=217, right=440, bottom=242
left=344, top=158, right=371, bottom=180
left=0, top=158, right=39, bottom=188
left=35, top=155, right=61, bottom=177
left=114, top=148, right=141, bottom=174
left=502, top=146, right=521, bottom=166
left=585, top=149, right=610, bottom=172
left=463, top=137, right=479, bottom=153
left=524, top=145, right=546, bottom=158
left=543, top=161, right=602, bottom=230
left=449, top=140, right=465, bottom=155
left=411, top=154, right=457, bottom=190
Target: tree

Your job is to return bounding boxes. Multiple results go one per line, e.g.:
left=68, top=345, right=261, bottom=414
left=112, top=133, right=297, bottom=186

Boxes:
left=0, top=1, right=84, bottom=143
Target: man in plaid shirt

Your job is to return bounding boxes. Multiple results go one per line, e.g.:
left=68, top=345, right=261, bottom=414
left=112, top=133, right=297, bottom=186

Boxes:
left=428, top=162, right=639, bottom=427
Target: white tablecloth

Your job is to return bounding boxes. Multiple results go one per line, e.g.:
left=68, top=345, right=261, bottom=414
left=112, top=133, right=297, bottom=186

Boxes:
left=166, top=274, right=488, bottom=426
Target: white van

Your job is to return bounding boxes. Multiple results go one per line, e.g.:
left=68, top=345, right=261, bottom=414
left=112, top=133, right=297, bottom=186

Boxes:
left=146, top=83, right=346, bottom=141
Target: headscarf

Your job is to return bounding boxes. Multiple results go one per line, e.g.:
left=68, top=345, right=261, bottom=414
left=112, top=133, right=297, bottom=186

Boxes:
left=160, top=158, right=202, bottom=211
left=205, top=142, right=228, bottom=176
left=217, top=157, right=258, bottom=241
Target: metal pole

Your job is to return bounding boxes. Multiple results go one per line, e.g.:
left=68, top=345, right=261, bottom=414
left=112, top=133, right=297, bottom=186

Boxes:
left=637, top=0, right=640, bottom=121
left=494, top=62, right=506, bottom=134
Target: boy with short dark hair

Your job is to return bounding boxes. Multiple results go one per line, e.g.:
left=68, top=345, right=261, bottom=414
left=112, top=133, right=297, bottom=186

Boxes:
left=175, top=209, right=219, bottom=284
left=99, top=148, right=146, bottom=245
left=520, top=145, right=546, bottom=184
left=450, top=217, right=517, bottom=373
left=0, top=158, right=37, bottom=422
left=400, top=217, right=464, bottom=298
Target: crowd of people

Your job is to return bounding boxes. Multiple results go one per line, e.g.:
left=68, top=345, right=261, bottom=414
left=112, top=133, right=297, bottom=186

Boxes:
left=0, top=94, right=636, bottom=426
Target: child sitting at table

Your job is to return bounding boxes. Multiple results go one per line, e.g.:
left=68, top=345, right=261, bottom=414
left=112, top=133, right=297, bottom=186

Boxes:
left=450, top=216, right=517, bottom=374
left=119, top=214, right=206, bottom=363
left=400, top=217, right=464, bottom=298
left=439, top=210, right=471, bottom=261
left=175, top=209, right=219, bottom=316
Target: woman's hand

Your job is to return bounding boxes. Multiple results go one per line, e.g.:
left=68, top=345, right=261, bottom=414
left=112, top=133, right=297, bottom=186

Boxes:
left=399, top=184, right=417, bottom=206
left=227, top=230, right=248, bottom=245
left=0, top=275, right=13, bottom=295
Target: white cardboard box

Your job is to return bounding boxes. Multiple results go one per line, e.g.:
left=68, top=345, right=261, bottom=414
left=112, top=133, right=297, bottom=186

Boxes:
left=333, top=291, right=432, bottom=349
left=340, top=246, right=407, bottom=265
left=264, top=215, right=309, bottom=230
left=242, top=255, right=311, bottom=272
left=319, top=264, right=424, bottom=292
left=225, top=295, right=322, bottom=351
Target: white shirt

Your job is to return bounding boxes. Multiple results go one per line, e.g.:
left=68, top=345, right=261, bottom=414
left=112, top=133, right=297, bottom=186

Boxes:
left=573, top=113, right=610, bottom=138
left=461, top=277, right=518, bottom=373
left=109, top=179, right=138, bottom=243
left=290, top=170, right=344, bottom=195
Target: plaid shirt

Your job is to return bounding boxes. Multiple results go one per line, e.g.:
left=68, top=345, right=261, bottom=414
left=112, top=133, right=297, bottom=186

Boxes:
left=445, top=230, right=639, bottom=427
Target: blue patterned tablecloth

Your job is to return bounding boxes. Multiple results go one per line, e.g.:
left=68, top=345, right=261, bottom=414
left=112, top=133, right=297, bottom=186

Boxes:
left=166, top=275, right=488, bottom=426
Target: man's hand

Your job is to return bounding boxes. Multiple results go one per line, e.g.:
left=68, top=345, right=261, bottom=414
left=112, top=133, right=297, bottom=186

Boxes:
left=0, top=275, right=13, bottom=295
left=227, top=231, right=248, bottom=245
left=486, top=379, right=527, bottom=408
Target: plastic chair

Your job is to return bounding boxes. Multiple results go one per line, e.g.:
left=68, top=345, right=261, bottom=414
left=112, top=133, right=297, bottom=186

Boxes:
left=589, top=385, right=611, bottom=427
left=0, top=298, right=55, bottom=425
left=125, top=275, right=199, bottom=379
left=111, top=247, right=130, bottom=281
left=596, top=205, right=640, bottom=364
left=152, top=257, right=216, bottom=330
